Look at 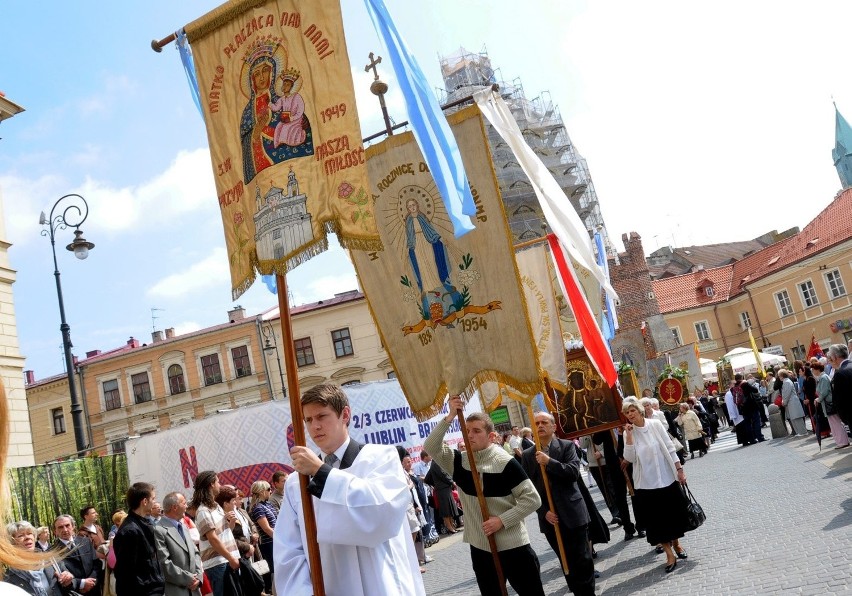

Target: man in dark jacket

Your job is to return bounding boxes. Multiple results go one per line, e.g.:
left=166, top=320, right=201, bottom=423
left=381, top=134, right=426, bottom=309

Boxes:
left=113, top=482, right=165, bottom=596
left=52, top=514, right=100, bottom=595
left=521, top=412, right=595, bottom=596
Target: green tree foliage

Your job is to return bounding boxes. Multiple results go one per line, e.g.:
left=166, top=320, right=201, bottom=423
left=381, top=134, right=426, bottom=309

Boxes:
left=6, top=454, right=129, bottom=527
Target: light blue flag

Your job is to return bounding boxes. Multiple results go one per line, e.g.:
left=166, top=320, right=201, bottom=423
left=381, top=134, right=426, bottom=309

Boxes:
left=594, top=232, right=616, bottom=346
left=363, top=0, right=476, bottom=237
left=175, top=30, right=203, bottom=117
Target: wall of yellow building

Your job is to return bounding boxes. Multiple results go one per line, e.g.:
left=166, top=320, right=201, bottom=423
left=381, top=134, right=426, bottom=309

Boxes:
left=662, top=241, right=852, bottom=364
left=261, top=295, right=393, bottom=399
left=24, top=375, right=79, bottom=463
left=82, top=315, right=270, bottom=454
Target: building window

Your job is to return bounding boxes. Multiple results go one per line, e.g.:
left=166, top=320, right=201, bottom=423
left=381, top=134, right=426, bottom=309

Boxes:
left=740, top=312, right=752, bottom=329
left=168, top=364, right=186, bottom=395
left=671, top=327, right=682, bottom=346
left=132, top=372, right=153, bottom=404
left=111, top=440, right=126, bottom=455
left=51, top=408, right=66, bottom=435
left=103, top=379, right=121, bottom=411
left=775, top=290, right=794, bottom=317
left=694, top=321, right=711, bottom=342
left=704, top=286, right=715, bottom=297
left=825, top=269, right=847, bottom=299
left=201, top=354, right=223, bottom=385
left=798, top=280, right=819, bottom=308
left=294, top=338, right=315, bottom=367
left=387, top=371, right=397, bottom=379
left=331, top=328, right=354, bottom=358
left=231, top=345, right=252, bottom=378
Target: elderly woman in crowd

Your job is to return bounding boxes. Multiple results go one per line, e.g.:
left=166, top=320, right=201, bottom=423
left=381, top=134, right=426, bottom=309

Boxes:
left=813, top=361, right=850, bottom=449
left=622, top=398, right=690, bottom=573
left=676, top=403, right=707, bottom=459
left=3, top=520, right=73, bottom=595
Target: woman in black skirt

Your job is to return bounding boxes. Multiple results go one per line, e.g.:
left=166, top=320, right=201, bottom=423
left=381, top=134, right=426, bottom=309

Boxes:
left=621, top=398, right=691, bottom=573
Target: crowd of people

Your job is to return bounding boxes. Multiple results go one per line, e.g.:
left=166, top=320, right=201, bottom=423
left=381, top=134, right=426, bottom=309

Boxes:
left=2, top=341, right=849, bottom=595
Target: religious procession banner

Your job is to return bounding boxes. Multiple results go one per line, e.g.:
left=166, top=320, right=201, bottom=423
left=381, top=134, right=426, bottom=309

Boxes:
left=185, top=0, right=380, bottom=298
left=559, top=256, right=603, bottom=341
left=553, top=349, right=624, bottom=440
left=351, top=105, right=543, bottom=419
left=479, top=242, right=566, bottom=411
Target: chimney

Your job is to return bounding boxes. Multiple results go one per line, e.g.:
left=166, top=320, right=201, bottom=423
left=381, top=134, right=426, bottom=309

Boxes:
left=228, top=305, right=246, bottom=323
left=86, top=349, right=101, bottom=358
left=152, top=330, right=164, bottom=343
left=24, top=370, right=34, bottom=385
left=127, top=336, right=140, bottom=348
left=165, top=328, right=175, bottom=339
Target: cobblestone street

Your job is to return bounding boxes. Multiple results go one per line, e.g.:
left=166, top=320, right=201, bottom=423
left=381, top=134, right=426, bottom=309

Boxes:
left=421, top=427, right=852, bottom=595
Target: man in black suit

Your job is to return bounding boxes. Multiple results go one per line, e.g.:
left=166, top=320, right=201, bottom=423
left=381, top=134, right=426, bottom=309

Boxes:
left=829, top=343, right=852, bottom=426
left=522, top=411, right=595, bottom=596
left=53, top=514, right=100, bottom=595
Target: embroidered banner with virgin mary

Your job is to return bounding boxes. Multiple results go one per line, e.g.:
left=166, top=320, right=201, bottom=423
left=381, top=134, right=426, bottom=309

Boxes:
left=352, top=105, right=543, bottom=419
left=184, top=0, right=380, bottom=298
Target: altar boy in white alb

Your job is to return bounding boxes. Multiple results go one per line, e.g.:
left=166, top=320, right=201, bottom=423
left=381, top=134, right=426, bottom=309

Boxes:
left=273, top=383, right=425, bottom=596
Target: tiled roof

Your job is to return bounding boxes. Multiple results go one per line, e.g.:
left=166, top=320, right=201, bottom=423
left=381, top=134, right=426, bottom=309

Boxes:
left=25, top=371, right=68, bottom=389
left=654, top=189, right=852, bottom=314
left=648, top=239, right=771, bottom=278
left=653, top=265, right=734, bottom=313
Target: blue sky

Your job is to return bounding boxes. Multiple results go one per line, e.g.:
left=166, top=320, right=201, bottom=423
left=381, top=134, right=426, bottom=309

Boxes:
left=2, top=0, right=852, bottom=380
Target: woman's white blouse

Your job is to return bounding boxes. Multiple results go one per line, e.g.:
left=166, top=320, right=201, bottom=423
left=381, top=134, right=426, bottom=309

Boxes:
left=625, top=419, right=677, bottom=490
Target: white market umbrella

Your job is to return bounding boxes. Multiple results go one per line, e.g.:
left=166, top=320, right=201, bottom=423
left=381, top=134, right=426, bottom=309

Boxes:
left=700, top=358, right=718, bottom=380
left=722, top=347, right=786, bottom=374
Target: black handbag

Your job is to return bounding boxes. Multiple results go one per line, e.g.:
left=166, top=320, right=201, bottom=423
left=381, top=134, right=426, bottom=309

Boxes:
left=682, top=483, right=705, bottom=531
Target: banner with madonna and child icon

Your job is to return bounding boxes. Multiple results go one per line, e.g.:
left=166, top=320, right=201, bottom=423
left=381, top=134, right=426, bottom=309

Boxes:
left=352, top=105, right=544, bottom=420
left=185, top=0, right=381, bottom=298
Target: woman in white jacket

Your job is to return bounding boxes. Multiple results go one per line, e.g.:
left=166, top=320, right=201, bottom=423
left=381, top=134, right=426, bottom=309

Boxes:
left=622, top=398, right=691, bottom=573
left=676, top=403, right=707, bottom=459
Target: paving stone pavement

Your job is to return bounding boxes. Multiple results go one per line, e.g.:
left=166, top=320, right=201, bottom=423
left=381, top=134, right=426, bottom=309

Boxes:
left=420, top=426, right=852, bottom=595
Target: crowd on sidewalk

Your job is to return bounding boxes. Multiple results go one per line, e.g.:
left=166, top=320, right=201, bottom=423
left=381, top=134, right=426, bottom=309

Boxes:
left=2, top=344, right=849, bottom=595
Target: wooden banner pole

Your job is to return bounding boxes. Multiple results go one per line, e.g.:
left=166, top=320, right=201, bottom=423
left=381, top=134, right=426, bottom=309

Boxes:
left=455, top=411, right=508, bottom=596
left=276, top=274, right=325, bottom=596
left=527, top=404, right=570, bottom=575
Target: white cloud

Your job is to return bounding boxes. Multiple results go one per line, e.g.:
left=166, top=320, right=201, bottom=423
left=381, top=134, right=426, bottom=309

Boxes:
left=0, top=148, right=216, bottom=247
left=147, top=247, right=230, bottom=300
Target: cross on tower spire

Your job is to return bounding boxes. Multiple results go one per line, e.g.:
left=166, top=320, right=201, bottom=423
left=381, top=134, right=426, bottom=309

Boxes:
left=365, top=52, right=393, bottom=137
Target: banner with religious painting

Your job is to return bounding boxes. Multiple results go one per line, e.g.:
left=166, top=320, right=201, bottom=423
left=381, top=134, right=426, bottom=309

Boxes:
left=185, top=0, right=380, bottom=298
left=669, top=343, right=703, bottom=395
left=552, top=348, right=624, bottom=440
left=352, top=105, right=543, bottom=419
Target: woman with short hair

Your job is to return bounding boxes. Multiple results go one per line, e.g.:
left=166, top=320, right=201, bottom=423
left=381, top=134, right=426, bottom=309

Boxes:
left=676, top=403, right=707, bottom=459
left=3, top=521, right=72, bottom=595
left=622, top=398, right=691, bottom=573
left=813, top=362, right=850, bottom=450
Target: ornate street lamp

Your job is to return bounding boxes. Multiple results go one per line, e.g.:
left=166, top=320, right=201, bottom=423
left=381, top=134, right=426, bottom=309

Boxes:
left=39, top=194, right=94, bottom=453
left=261, top=321, right=286, bottom=400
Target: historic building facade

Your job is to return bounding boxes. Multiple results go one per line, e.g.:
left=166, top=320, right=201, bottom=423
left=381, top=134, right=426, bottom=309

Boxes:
left=654, top=189, right=852, bottom=363
left=26, top=291, right=395, bottom=461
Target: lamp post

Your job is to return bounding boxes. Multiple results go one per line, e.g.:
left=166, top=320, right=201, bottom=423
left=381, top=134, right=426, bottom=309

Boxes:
left=261, top=321, right=286, bottom=400
left=40, top=194, right=94, bottom=454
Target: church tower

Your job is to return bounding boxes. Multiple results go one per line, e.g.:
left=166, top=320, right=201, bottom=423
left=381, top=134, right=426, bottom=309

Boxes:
left=832, top=104, right=852, bottom=188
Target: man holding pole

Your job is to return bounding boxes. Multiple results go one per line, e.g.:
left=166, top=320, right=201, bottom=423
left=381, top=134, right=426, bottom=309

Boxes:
left=273, top=383, right=425, bottom=595
left=424, top=395, right=544, bottom=596
left=522, top=412, right=595, bottom=595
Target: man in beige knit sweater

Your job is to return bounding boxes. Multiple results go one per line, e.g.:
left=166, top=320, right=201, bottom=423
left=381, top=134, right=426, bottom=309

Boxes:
left=424, top=395, right=544, bottom=596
